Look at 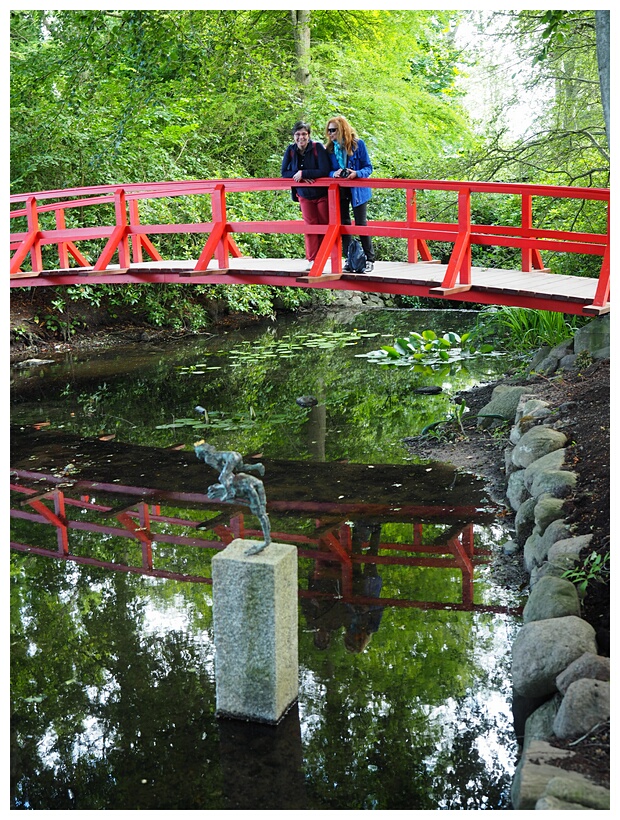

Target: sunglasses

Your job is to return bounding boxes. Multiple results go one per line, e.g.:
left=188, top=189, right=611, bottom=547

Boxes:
left=327, top=127, right=337, bottom=133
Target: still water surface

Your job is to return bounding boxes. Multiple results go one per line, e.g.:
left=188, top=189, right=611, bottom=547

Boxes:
left=11, top=308, right=526, bottom=810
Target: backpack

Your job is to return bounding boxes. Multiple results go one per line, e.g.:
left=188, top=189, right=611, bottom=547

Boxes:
left=346, top=239, right=367, bottom=273
left=289, top=142, right=319, bottom=202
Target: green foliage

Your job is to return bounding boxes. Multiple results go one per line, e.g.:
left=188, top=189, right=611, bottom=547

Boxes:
left=10, top=9, right=608, bottom=331
left=562, top=550, right=609, bottom=595
left=456, top=10, right=608, bottom=188
left=469, top=306, right=584, bottom=353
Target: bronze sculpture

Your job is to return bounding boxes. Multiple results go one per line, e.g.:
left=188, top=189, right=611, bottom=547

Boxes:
left=194, top=438, right=271, bottom=555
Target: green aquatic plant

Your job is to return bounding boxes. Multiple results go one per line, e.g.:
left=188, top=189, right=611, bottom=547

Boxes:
left=357, top=329, right=496, bottom=368
left=177, top=329, right=381, bottom=373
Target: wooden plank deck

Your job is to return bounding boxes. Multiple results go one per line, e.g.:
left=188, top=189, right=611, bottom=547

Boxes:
left=11, top=256, right=608, bottom=315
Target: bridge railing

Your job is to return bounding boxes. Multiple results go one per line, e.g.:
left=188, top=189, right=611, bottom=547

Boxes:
left=10, top=177, right=609, bottom=309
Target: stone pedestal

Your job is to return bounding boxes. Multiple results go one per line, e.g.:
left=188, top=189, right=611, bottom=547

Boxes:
left=211, top=539, right=298, bottom=724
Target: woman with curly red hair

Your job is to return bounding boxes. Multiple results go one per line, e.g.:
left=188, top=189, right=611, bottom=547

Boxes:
left=325, top=115, right=375, bottom=272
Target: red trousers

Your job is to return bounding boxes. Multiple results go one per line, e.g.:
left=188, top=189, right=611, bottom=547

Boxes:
left=299, top=196, right=329, bottom=261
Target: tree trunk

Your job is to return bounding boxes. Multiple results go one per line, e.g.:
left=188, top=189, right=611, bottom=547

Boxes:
left=291, top=10, right=311, bottom=86
left=595, top=10, right=610, bottom=144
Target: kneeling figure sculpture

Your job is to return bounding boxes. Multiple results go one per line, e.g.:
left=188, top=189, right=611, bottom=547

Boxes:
left=194, top=439, right=271, bottom=555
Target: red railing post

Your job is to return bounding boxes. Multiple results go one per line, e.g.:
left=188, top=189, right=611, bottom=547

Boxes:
left=115, top=188, right=131, bottom=268
left=297, top=181, right=342, bottom=279
left=10, top=196, right=43, bottom=274
left=129, top=199, right=163, bottom=264
left=459, top=187, right=472, bottom=283
left=585, top=244, right=610, bottom=314
left=55, top=208, right=90, bottom=269
left=54, top=490, right=69, bottom=557
left=57, top=207, right=70, bottom=269
left=521, top=193, right=546, bottom=271
left=129, top=199, right=143, bottom=264
left=432, top=186, right=472, bottom=294
left=139, top=502, right=154, bottom=570
left=406, top=187, right=434, bottom=263
left=93, top=187, right=131, bottom=271
left=26, top=196, right=43, bottom=272
left=194, top=184, right=229, bottom=271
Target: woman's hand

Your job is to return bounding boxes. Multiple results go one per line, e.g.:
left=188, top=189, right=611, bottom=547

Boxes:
left=293, top=171, right=304, bottom=182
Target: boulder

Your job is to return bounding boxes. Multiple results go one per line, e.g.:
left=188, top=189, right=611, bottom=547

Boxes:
left=511, top=426, right=567, bottom=469
left=523, top=531, right=545, bottom=572
left=539, top=519, right=573, bottom=554
left=510, top=397, right=552, bottom=443
left=529, top=469, right=577, bottom=499
left=541, top=775, right=610, bottom=810
left=553, top=678, right=610, bottom=739
left=477, top=385, right=530, bottom=429
left=522, top=575, right=581, bottom=623
left=534, top=794, right=589, bottom=809
left=514, top=496, right=537, bottom=546
left=510, top=739, right=592, bottom=810
left=558, top=353, right=578, bottom=370
left=507, top=469, right=528, bottom=511
left=523, top=448, right=566, bottom=491
left=573, top=314, right=610, bottom=356
left=522, top=694, right=562, bottom=750
left=512, top=616, right=598, bottom=698
left=556, top=652, right=610, bottom=694
left=502, top=539, right=520, bottom=556
left=547, top=534, right=593, bottom=566
left=515, top=396, right=552, bottom=423
left=529, top=558, right=574, bottom=586
left=533, top=495, right=566, bottom=534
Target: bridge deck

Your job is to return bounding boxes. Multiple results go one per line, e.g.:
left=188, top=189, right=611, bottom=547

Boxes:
left=12, top=257, right=607, bottom=315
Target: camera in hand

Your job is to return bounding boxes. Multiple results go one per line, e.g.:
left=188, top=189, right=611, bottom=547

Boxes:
left=341, top=168, right=351, bottom=178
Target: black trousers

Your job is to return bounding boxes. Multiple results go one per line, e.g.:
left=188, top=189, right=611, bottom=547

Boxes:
left=339, top=189, right=375, bottom=262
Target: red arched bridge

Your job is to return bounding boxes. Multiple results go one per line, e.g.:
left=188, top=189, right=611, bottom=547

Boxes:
left=10, top=177, right=609, bottom=316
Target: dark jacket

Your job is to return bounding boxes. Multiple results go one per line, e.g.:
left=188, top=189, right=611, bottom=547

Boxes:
left=328, top=138, right=373, bottom=207
left=281, top=139, right=331, bottom=200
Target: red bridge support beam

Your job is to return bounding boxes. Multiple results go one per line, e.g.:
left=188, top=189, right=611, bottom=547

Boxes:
left=432, top=188, right=472, bottom=295
left=93, top=188, right=131, bottom=271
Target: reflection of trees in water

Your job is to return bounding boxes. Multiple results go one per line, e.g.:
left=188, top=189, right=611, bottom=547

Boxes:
left=10, top=311, right=510, bottom=461
left=11, top=508, right=518, bottom=809
left=11, top=561, right=221, bottom=810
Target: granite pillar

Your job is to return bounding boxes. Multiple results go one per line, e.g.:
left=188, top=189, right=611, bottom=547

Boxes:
left=211, top=539, right=298, bottom=724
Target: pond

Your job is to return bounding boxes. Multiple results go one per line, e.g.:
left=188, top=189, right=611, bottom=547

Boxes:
left=10, top=307, right=526, bottom=810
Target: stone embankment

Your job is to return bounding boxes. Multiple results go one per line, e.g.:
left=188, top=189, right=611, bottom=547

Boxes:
left=475, top=316, right=610, bottom=810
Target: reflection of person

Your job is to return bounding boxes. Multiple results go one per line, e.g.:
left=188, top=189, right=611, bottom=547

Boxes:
left=344, top=522, right=384, bottom=653
left=325, top=115, right=375, bottom=272
left=300, top=560, right=345, bottom=649
left=301, top=523, right=384, bottom=653
left=281, top=120, right=332, bottom=270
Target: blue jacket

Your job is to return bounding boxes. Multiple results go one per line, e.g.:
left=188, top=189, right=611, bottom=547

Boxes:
left=281, top=140, right=331, bottom=201
left=328, top=138, right=373, bottom=207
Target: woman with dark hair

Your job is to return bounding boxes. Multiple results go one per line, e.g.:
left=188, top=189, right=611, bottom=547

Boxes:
left=325, top=115, right=375, bottom=272
left=281, top=120, right=332, bottom=270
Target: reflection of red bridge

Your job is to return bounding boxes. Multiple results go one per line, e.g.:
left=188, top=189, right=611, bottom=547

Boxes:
left=11, top=428, right=524, bottom=612
left=10, top=481, right=511, bottom=614
left=10, top=177, right=609, bottom=316
left=10, top=427, right=520, bottom=615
